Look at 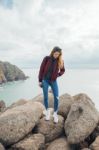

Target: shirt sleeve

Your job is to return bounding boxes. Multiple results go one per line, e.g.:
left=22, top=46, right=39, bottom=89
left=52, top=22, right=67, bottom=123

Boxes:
left=38, top=56, right=47, bottom=82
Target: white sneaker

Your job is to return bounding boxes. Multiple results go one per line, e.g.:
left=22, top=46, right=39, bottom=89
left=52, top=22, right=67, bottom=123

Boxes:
left=45, top=109, right=51, bottom=121
left=53, top=111, right=58, bottom=123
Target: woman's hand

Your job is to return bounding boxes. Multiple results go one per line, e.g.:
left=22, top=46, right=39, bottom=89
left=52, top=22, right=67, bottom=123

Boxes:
left=39, top=82, right=43, bottom=88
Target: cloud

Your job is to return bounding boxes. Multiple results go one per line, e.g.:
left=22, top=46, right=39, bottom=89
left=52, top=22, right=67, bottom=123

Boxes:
left=0, top=0, right=13, bottom=9
left=0, top=0, right=99, bottom=68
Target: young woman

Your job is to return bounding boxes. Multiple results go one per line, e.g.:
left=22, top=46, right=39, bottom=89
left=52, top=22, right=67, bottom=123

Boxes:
left=38, top=46, right=65, bottom=123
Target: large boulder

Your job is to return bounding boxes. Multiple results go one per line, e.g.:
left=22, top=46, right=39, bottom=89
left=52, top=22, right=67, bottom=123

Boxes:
left=46, top=137, right=70, bottom=150
left=42, top=108, right=54, bottom=116
left=57, top=93, right=74, bottom=119
left=0, top=101, right=44, bottom=146
left=8, top=133, right=45, bottom=150
left=31, top=93, right=54, bottom=108
left=90, top=136, right=99, bottom=150
left=73, top=93, right=95, bottom=106
left=31, top=93, right=74, bottom=119
left=64, top=93, right=99, bottom=144
left=35, top=115, right=65, bottom=142
left=7, top=99, right=28, bottom=110
left=85, top=124, right=99, bottom=147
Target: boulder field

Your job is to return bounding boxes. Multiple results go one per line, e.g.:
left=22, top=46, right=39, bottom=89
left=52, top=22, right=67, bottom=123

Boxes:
left=0, top=93, right=99, bottom=150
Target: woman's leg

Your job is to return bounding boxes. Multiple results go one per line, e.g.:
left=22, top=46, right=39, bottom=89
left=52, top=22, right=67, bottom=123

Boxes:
left=42, top=79, right=49, bottom=109
left=50, top=79, right=59, bottom=112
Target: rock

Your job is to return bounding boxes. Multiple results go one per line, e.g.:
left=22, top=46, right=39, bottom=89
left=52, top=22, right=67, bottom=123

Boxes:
left=31, top=93, right=54, bottom=108
left=35, top=115, right=65, bottom=142
left=81, top=148, right=91, bottom=150
left=44, top=143, right=50, bottom=149
left=8, top=133, right=45, bottom=150
left=0, top=61, right=28, bottom=84
left=0, top=100, right=6, bottom=112
left=0, top=101, right=44, bottom=146
left=90, top=136, right=99, bottom=150
left=64, top=93, right=99, bottom=144
left=57, top=93, right=74, bottom=119
left=0, top=66, right=7, bottom=84
left=31, top=93, right=74, bottom=119
left=42, top=108, right=54, bottom=116
left=73, top=93, right=95, bottom=106
left=46, top=137, right=70, bottom=150
left=94, top=125, right=99, bottom=137
left=7, top=99, right=28, bottom=109
left=85, top=124, right=99, bottom=146
left=0, top=143, right=5, bottom=150
left=79, top=141, right=89, bottom=149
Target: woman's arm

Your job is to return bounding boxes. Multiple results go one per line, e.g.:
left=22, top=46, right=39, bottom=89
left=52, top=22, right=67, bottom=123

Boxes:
left=38, top=56, right=47, bottom=82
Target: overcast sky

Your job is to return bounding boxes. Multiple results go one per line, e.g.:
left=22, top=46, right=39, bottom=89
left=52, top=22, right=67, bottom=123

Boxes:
left=0, top=0, right=99, bottom=69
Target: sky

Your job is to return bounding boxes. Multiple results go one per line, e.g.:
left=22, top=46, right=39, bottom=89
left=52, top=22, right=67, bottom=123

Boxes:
left=0, top=0, right=99, bottom=69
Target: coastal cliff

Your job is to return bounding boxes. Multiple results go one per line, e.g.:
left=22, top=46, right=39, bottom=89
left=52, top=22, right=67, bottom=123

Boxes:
left=0, top=93, right=99, bottom=150
left=0, top=61, right=28, bottom=84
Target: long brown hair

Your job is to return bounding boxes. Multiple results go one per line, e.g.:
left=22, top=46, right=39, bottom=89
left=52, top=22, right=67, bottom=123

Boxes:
left=49, top=47, right=64, bottom=70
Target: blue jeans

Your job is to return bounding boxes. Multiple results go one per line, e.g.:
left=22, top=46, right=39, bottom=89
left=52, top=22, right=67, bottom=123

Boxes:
left=42, top=79, right=59, bottom=112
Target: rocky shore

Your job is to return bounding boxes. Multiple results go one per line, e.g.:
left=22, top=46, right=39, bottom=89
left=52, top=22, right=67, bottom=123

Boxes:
left=0, top=93, right=99, bottom=150
left=0, top=61, right=28, bottom=84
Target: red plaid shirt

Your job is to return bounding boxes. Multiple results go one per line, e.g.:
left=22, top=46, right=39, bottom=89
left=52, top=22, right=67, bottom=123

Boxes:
left=38, top=56, right=65, bottom=82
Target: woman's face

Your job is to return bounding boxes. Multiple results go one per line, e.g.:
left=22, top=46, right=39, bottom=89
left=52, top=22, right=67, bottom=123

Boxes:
left=53, top=51, right=60, bottom=59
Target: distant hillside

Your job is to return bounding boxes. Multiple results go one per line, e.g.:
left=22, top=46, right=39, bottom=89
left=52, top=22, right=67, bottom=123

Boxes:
left=0, top=61, right=28, bottom=84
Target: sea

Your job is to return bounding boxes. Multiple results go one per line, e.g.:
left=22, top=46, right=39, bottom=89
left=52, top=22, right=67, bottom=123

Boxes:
left=0, top=68, right=99, bottom=110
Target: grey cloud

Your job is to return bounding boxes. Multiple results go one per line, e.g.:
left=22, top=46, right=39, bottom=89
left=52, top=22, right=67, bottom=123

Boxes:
left=0, top=0, right=99, bottom=68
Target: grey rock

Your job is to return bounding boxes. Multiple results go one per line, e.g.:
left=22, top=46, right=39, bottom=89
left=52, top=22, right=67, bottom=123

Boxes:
left=8, top=133, right=45, bottom=150
left=0, top=101, right=44, bottom=146
left=58, top=93, right=74, bottom=119
left=46, top=136, right=70, bottom=150
left=31, top=93, right=74, bottom=119
left=35, top=115, right=64, bottom=142
left=89, top=136, right=99, bottom=150
left=81, top=149, right=91, bottom=150
left=7, top=99, right=28, bottom=110
left=64, top=93, right=99, bottom=144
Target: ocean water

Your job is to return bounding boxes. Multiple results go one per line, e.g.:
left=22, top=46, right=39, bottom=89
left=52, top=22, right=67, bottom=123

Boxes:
left=0, top=68, right=99, bottom=110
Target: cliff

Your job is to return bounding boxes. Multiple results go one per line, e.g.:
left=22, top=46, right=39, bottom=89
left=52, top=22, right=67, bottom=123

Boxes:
left=0, top=61, right=28, bottom=84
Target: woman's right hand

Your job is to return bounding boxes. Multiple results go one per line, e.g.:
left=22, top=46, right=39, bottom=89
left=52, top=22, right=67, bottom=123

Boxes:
left=39, top=82, right=43, bottom=88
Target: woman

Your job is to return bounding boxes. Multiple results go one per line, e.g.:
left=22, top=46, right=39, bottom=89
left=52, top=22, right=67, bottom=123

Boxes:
left=38, top=46, right=65, bottom=123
